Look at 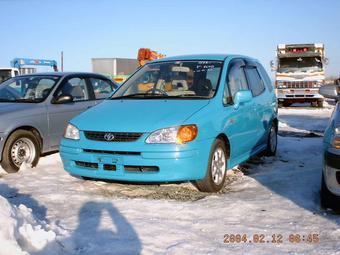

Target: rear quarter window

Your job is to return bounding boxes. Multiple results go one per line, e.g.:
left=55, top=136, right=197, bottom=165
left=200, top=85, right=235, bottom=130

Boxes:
left=244, top=67, right=265, bottom=97
left=256, top=63, right=274, bottom=92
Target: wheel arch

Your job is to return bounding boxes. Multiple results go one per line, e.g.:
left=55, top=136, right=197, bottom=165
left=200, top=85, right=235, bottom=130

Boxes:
left=272, top=117, right=278, bottom=131
left=216, top=133, right=231, bottom=159
left=5, top=126, right=43, bottom=154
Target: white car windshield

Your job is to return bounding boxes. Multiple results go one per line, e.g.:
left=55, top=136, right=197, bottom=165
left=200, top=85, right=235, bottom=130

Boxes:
left=112, top=60, right=223, bottom=99
left=0, top=75, right=60, bottom=103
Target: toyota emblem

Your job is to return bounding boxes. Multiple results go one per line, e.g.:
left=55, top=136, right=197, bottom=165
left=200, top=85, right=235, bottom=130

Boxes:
left=104, top=133, right=115, bottom=141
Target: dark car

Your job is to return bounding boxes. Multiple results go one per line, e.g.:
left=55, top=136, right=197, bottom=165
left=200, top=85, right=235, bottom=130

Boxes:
left=0, top=72, right=118, bottom=173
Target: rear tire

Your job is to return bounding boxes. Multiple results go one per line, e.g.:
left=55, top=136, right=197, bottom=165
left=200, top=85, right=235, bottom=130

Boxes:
left=264, top=124, right=277, bottom=156
left=320, top=173, right=340, bottom=212
left=194, top=139, right=227, bottom=192
left=1, top=130, right=40, bottom=173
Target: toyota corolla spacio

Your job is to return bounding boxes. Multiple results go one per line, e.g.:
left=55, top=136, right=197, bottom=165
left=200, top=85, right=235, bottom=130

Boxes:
left=60, top=54, right=278, bottom=192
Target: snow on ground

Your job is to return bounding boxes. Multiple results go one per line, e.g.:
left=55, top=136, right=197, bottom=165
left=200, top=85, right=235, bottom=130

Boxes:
left=0, top=194, right=56, bottom=255
left=0, top=104, right=340, bottom=254
left=278, top=102, right=334, bottom=137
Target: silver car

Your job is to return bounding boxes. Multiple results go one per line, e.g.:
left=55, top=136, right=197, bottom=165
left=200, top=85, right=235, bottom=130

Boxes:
left=319, top=84, right=340, bottom=210
left=0, top=72, right=117, bottom=173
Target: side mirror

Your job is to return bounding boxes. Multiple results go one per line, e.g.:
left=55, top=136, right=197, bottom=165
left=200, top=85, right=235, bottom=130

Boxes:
left=324, top=58, right=329, bottom=65
left=270, top=60, right=276, bottom=72
left=319, top=85, right=339, bottom=100
left=52, top=94, right=74, bottom=104
left=234, top=90, right=252, bottom=109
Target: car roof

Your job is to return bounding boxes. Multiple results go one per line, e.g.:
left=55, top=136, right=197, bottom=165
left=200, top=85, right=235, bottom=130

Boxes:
left=151, top=54, right=258, bottom=63
left=15, top=72, right=110, bottom=78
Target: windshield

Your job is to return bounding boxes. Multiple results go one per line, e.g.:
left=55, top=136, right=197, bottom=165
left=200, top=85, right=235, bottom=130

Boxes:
left=0, top=75, right=60, bottom=103
left=112, top=60, right=223, bottom=99
left=0, top=70, right=12, bottom=84
left=278, top=57, right=323, bottom=73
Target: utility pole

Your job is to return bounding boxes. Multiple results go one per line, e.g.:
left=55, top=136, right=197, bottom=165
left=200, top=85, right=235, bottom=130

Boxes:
left=61, top=51, right=64, bottom=72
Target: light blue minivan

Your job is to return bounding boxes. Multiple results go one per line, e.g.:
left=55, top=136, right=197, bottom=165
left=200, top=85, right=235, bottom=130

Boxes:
left=60, top=54, right=277, bottom=192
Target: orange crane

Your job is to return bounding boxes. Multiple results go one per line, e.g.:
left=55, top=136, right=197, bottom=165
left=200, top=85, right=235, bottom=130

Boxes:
left=112, top=49, right=165, bottom=84
left=137, top=48, right=165, bottom=66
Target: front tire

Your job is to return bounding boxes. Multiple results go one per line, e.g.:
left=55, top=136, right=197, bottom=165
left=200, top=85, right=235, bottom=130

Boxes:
left=194, top=139, right=227, bottom=192
left=320, top=173, right=340, bottom=211
left=1, top=130, right=40, bottom=173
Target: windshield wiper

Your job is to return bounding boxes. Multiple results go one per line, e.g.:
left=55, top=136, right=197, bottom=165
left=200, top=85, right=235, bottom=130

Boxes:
left=12, top=98, right=40, bottom=103
left=167, top=94, right=210, bottom=99
left=111, top=93, right=168, bottom=99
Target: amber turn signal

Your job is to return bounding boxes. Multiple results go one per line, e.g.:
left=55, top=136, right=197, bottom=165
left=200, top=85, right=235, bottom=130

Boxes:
left=332, top=137, right=340, bottom=149
left=176, top=125, right=198, bottom=144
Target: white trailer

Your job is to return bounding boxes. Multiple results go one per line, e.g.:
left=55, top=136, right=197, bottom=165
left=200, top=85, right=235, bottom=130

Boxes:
left=0, top=67, right=20, bottom=83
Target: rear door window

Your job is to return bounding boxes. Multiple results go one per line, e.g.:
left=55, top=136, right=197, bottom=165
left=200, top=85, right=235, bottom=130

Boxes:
left=244, top=67, right=265, bottom=97
left=89, top=78, right=115, bottom=99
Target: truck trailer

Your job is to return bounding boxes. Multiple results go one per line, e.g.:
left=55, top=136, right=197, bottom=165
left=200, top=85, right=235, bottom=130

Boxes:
left=273, top=43, right=326, bottom=107
left=0, top=68, right=20, bottom=83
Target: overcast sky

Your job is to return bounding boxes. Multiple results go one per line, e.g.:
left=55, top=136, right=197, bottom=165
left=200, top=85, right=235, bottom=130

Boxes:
left=1, top=0, right=339, bottom=77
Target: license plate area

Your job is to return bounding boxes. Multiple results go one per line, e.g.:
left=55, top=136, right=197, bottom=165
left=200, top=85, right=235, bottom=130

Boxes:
left=96, top=156, right=124, bottom=173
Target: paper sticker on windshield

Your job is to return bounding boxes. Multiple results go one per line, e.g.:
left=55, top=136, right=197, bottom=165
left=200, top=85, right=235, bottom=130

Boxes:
left=195, top=64, right=216, bottom=72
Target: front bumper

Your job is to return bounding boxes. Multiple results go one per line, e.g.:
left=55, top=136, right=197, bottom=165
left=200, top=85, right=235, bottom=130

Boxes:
left=60, top=134, right=213, bottom=182
left=276, top=89, right=323, bottom=101
left=324, top=151, right=340, bottom=196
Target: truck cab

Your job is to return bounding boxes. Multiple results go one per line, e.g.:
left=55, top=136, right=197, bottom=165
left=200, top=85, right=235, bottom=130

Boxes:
left=0, top=68, right=20, bottom=83
left=273, top=43, right=326, bottom=107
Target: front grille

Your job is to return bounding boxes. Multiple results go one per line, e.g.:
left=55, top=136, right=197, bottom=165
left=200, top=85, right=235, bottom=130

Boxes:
left=83, top=149, right=141, bottom=156
left=124, top=165, right=159, bottom=172
left=283, top=81, right=316, bottom=89
left=84, top=131, right=143, bottom=142
left=75, top=161, right=98, bottom=169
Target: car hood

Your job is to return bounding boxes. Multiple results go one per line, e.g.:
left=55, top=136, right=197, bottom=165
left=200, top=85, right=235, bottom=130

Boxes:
left=72, top=99, right=210, bottom=133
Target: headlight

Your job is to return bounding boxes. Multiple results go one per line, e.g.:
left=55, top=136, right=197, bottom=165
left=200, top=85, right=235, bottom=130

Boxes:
left=276, top=81, right=286, bottom=89
left=145, top=125, right=198, bottom=144
left=335, top=127, right=340, bottom=135
left=64, top=124, right=80, bottom=140
left=332, top=127, right=340, bottom=149
left=313, top=81, right=323, bottom=88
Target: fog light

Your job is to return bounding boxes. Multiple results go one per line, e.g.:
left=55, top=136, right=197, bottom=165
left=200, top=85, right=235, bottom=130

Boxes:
left=336, top=171, right=340, bottom=185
